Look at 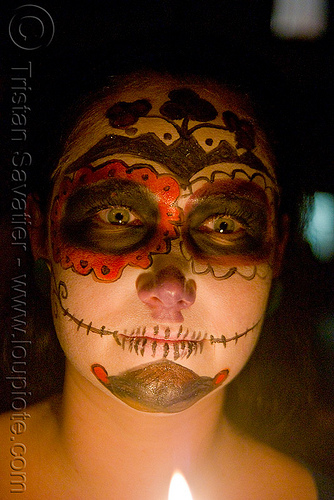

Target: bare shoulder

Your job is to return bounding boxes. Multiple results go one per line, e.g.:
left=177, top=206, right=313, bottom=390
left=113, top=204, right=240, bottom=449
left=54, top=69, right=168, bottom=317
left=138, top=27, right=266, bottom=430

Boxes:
left=249, top=438, right=317, bottom=499
left=225, top=432, right=318, bottom=500
left=205, top=423, right=319, bottom=500
left=0, top=396, right=61, bottom=499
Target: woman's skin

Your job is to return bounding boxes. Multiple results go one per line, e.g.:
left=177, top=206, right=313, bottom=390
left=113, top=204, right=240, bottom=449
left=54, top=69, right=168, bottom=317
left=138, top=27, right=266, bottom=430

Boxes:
left=0, top=75, right=317, bottom=499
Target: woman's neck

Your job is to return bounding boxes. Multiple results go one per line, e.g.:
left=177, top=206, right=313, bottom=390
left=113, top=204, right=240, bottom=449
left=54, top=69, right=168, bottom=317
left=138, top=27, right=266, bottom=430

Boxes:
left=57, top=361, right=228, bottom=499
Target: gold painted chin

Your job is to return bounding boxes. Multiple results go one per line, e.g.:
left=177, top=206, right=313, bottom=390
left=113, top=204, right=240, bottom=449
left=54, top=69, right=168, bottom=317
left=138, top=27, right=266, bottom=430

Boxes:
left=92, top=360, right=229, bottom=413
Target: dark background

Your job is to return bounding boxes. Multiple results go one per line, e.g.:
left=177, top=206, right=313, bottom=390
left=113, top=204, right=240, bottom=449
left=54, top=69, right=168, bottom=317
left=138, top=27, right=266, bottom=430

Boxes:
left=1, top=0, right=333, bottom=472
left=1, top=0, right=333, bottom=190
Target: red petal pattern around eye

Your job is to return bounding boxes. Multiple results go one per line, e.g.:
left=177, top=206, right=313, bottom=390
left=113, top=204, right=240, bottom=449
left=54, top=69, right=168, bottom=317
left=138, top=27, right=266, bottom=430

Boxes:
left=50, top=160, right=181, bottom=281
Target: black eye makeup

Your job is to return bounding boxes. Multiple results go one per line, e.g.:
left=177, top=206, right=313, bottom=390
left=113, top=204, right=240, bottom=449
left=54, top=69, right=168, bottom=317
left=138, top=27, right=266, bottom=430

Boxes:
left=184, top=184, right=272, bottom=260
left=60, top=178, right=159, bottom=255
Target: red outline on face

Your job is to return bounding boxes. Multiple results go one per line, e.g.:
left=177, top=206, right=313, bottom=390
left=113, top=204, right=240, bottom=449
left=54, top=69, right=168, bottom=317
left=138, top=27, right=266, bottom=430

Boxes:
left=50, top=160, right=181, bottom=281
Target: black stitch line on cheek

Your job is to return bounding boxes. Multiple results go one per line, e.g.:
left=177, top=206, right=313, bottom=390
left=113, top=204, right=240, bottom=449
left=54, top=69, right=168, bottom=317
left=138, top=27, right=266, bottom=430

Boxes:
left=209, top=318, right=262, bottom=345
left=114, top=332, right=122, bottom=346
left=53, top=279, right=205, bottom=359
left=52, top=276, right=260, bottom=357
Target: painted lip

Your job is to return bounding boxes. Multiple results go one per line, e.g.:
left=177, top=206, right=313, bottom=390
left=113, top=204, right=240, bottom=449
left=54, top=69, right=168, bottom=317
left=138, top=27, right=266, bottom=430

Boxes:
left=117, top=333, right=205, bottom=360
left=92, top=359, right=229, bottom=413
left=118, top=324, right=207, bottom=343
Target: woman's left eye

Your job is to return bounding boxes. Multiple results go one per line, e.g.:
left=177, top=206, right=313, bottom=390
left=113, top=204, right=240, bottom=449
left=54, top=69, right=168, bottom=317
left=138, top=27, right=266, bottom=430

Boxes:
left=97, top=207, right=142, bottom=226
left=200, top=215, right=245, bottom=236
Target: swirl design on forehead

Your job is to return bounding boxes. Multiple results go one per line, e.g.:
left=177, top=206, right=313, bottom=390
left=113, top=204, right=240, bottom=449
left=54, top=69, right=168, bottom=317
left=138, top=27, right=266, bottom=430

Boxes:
left=50, top=161, right=181, bottom=281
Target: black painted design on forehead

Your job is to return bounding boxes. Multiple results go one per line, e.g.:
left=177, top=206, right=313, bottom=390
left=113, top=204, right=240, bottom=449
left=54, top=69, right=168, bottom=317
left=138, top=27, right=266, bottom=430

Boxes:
left=159, top=88, right=218, bottom=124
left=65, top=88, right=274, bottom=183
left=66, top=133, right=272, bottom=183
left=106, top=99, right=152, bottom=128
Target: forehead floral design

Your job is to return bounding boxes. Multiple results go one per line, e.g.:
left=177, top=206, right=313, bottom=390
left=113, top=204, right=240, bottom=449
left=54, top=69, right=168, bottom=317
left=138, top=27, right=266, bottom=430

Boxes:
left=66, top=87, right=275, bottom=184
left=106, top=99, right=152, bottom=128
left=51, top=160, right=181, bottom=281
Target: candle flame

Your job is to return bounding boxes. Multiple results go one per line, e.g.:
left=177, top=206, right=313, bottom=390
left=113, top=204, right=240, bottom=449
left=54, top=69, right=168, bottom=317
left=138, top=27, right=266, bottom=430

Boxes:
left=168, top=471, right=193, bottom=500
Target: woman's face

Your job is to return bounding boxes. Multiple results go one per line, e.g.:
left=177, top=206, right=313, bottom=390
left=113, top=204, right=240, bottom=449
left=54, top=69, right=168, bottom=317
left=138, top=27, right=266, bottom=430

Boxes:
left=47, top=79, right=281, bottom=413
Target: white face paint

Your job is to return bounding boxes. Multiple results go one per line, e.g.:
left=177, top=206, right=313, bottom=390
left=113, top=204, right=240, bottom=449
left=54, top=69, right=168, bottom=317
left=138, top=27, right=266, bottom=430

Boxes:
left=48, top=81, right=280, bottom=413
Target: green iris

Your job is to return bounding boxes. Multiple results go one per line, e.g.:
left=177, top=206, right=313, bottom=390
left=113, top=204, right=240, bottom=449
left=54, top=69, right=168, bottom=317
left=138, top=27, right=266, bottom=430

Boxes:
left=213, top=217, right=236, bottom=234
left=106, top=208, right=131, bottom=225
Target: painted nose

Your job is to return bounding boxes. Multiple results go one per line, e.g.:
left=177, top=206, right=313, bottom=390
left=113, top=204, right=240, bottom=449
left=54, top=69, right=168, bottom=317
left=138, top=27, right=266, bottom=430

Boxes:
left=136, top=266, right=196, bottom=322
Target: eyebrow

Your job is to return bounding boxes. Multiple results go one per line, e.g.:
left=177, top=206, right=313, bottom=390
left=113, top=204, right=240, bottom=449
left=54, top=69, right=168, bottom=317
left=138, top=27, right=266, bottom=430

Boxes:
left=62, top=177, right=158, bottom=222
left=188, top=178, right=270, bottom=205
left=63, top=133, right=275, bottom=183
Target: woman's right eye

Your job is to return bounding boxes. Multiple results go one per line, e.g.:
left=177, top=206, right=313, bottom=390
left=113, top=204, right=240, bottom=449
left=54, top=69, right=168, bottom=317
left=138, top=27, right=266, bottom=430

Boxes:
left=96, top=207, right=143, bottom=227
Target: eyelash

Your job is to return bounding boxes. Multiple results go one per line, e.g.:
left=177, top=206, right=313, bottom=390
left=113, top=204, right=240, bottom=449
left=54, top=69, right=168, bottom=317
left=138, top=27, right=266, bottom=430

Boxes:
left=83, top=196, right=126, bottom=217
left=199, top=206, right=257, bottom=232
left=84, top=197, right=258, bottom=236
left=96, top=206, right=141, bottom=226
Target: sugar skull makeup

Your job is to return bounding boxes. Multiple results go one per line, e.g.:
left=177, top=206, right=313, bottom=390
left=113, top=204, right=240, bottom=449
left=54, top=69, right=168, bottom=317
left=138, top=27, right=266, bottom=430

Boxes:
left=47, top=80, right=281, bottom=413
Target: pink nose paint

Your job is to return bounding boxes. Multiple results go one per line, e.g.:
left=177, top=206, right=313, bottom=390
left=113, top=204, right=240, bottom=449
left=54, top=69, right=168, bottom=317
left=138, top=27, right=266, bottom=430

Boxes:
left=137, top=266, right=196, bottom=322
